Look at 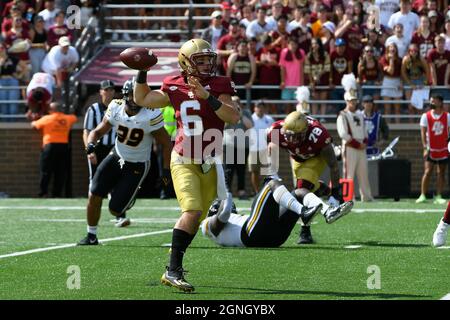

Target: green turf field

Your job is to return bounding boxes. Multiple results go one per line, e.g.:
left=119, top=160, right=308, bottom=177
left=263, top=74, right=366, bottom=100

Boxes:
left=0, top=198, right=449, bottom=300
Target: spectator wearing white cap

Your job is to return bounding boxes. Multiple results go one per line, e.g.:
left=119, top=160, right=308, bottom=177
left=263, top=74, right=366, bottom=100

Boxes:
left=201, top=10, right=227, bottom=51
left=41, top=36, right=79, bottom=88
left=321, top=21, right=336, bottom=52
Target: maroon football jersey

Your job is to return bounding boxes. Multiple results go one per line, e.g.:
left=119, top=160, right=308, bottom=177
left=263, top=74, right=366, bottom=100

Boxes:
left=161, top=75, right=236, bottom=160
left=427, top=49, right=450, bottom=85
left=411, top=31, right=436, bottom=58
left=267, top=117, right=332, bottom=162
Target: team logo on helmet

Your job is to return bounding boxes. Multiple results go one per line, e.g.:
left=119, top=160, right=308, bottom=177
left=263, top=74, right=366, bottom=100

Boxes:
left=178, top=39, right=217, bottom=78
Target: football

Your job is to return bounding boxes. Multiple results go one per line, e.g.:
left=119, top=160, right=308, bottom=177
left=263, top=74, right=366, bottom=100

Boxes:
left=119, top=47, right=158, bottom=70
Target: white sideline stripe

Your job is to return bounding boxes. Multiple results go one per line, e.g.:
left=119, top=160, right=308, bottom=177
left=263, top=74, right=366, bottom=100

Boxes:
left=24, top=218, right=179, bottom=224
left=0, top=206, right=447, bottom=213
left=436, top=246, right=450, bottom=249
left=0, top=229, right=172, bottom=260
left=440, top=293, right=450, bottom=300
left=344, top=245, right=362, bottom=249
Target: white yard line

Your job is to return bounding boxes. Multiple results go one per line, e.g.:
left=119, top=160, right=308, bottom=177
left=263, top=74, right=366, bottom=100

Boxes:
left=440, top=293, right=450, bottom=300
left=24, top=218, right=179, bottom=224
left=0, top=229, right=172, bottom=260
left=0, top=206, right=447, bottom=213
left=436, top=246, right=450, bottom=249
left=344, top=245, right=362, bottom=249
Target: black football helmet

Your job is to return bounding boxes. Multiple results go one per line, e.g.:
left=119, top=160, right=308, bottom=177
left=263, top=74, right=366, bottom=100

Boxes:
left=122, top=77, right=141, bottom=113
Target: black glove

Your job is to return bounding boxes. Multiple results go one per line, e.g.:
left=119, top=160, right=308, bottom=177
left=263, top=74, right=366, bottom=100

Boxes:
left=331, top=185, right=344, bottom=204
left=85, top=143, right=96, bottom=155
left=161, top=168, right=172, bottom=188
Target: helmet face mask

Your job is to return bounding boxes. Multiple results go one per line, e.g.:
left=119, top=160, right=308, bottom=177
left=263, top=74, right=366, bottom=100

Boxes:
left=122, top=77, right=141, bottom=114
left=282, top=111, right=309, bottom=144
left=283, top=129, right=306, bottom=144
left=179, top=39, right=217, bottom=79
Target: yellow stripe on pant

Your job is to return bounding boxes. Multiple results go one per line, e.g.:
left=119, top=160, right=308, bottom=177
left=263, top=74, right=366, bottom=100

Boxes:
left=246, top=185, right=271, bottom=235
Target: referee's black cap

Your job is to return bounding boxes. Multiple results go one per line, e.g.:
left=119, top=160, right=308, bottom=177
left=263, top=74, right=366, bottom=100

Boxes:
left=100, top=80, right=115, bottom=90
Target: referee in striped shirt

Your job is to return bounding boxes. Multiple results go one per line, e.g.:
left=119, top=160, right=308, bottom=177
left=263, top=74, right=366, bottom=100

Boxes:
left=83, top=80, right=117, bottom=182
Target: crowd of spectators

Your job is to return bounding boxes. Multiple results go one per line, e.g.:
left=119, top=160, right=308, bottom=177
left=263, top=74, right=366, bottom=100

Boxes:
left=179, top=0, right=450, bottom=119
left=0, top=0, right=99, bottom=121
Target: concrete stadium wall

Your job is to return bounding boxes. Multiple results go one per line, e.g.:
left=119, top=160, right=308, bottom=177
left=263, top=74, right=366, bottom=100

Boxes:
left=0, top=122, right=440, bottom=198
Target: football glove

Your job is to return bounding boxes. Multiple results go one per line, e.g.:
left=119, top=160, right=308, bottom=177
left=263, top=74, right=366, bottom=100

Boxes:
left=85, top=143, right=96, bottom=155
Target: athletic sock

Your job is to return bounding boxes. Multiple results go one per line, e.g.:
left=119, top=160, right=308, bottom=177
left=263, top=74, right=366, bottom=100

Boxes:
left=272, top=185, right=303, bottom=215
left=303, top=192, right=329, bottom=216
left=218, top=192, right=233, bottom=223
left=169, top=228, right=195, bottom=272
left=117, top=213, right=126, bottom=219
left=443, top=201, right=450, bottom=224
left=87, top=225, right=97, bottom=236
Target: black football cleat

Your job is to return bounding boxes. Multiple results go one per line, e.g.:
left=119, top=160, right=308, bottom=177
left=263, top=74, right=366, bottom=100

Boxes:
left=161, top=266, right=195, bottom=293
left=300, top=204, right=322, bottom=226
left=77, top=233, right=99, bottom=246
left=297, top=225, right=314, bottom=244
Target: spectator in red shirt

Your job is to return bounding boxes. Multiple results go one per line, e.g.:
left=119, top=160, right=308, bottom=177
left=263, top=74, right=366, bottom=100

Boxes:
left=2, top=4, right=29, bottom=38
left=358, top=45, right=383, bottom=101
left=221, top=1, right=232, bottom=30
left=4, top=15, right=31, bottom=64
left=255, top=34, right=281, bottom=111
left=427, top=35, right=450, bottom=100
left=380, top=42, right=403, bottom=123
left=269, top=14, right=289, bottom=50
left=217, top=18, right=243, bottom=75
left=329, top=38, right=352, bottom=111
left=227, top=39, right=257, bottom=100
left=304, top=37, right=332, bottom=116
left=46, top=11, right=73, bottom=48
left=411, top=15, right=436, bottom=58
left=335, top=8, right=364, bottom=73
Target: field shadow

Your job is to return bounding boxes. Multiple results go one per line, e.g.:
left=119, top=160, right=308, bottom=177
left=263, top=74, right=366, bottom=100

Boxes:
left=353, top=241, right=429, bottom=249
left=195, top=285, right=431, bottom=299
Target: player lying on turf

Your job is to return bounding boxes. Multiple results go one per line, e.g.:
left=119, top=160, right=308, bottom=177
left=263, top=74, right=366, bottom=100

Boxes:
left=77, top=78, right=172, bottom=245
left=267, top=111, right=353, bottom=244
left=201, top=177, right=352, bottom=247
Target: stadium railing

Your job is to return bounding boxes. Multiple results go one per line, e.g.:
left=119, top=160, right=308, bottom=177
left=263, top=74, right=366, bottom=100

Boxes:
left=0, top=86, right=28, bottom=121
left=101, top=1, right=221, bottom=42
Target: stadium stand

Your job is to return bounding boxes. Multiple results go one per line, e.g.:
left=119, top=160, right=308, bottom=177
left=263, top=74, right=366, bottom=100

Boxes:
left=1, top=0, right=450, bottom=197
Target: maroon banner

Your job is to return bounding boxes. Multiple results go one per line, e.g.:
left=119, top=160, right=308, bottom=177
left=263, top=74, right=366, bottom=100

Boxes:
left=76, top=46, right=180, bottom=87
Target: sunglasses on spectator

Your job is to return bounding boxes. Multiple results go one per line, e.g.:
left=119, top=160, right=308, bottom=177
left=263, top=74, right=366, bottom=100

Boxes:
left=215, top=16, right=222, bottom=19
left=365, top=49, right=373, bottom=53
left=409, top=49, right=418, bottom=52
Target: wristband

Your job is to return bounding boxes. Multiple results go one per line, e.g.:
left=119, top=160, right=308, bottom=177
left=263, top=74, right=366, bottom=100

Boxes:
left=86, top=142, right=96, bottom=155
left=136, top=70, right=147, bottom=84
left=206, top=94, right=222, bottom=111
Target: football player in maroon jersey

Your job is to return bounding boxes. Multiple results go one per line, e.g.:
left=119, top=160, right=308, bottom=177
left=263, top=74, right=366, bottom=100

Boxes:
left=267, top=111, right=353, bottom=244
left=134, top=39, right=240, bottom=293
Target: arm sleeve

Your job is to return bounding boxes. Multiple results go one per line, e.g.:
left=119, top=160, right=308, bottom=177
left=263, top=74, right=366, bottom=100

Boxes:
left=32, top=117, right=45, bottom=129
